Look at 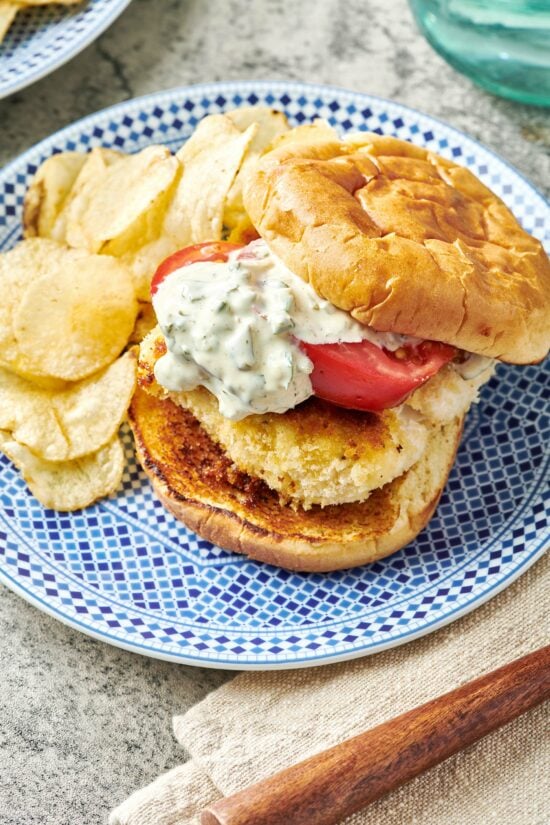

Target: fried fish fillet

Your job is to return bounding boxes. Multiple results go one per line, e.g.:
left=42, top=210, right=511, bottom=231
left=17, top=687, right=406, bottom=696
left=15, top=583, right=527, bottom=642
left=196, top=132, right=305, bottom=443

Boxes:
left=137, top=328, right=493, bottom=509
left=129, top=387, right=464, bottom=571
left=137, top=330, right=431, bottom=508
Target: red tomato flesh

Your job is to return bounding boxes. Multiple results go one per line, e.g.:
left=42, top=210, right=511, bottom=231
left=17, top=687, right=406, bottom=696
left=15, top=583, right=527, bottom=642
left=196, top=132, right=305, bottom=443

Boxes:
left=300, top=339, right=456, bottom=411
left=151, top=243, right=456, bottom=411
left=150, top=242, right=243, bottom=295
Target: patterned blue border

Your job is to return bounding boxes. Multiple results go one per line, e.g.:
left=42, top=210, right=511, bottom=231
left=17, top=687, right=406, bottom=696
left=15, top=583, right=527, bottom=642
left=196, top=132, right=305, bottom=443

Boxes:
left=0, top=0, right=132, bottom=99
left=1, top=538, right=546, bottom=670
left=0, top=81, right=548, bottom=669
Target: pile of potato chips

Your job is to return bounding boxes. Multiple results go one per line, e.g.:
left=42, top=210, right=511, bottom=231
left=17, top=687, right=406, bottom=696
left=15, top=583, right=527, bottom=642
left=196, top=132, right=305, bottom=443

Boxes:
left=2, top=106, right=338, bottom=510
left=0, top=0, right=81, bottom=45
left=0, top=237, right=137, bottom=510
left=24, top=108, right=291, bottom=300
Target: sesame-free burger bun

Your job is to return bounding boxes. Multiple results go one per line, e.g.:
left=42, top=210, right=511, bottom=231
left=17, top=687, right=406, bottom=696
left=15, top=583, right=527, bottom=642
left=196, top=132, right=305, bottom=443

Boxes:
left=244, top=133, right=550, bottom=364
left=129, top=386, right=464, bottom=573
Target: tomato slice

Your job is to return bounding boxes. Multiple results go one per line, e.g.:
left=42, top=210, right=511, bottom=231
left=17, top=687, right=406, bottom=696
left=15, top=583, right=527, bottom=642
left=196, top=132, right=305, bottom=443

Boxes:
left=150, top=242, right=243, bottom=295
left=300, top=339, right=456, bottom=412
left=152, top=242, right=455, bottom=412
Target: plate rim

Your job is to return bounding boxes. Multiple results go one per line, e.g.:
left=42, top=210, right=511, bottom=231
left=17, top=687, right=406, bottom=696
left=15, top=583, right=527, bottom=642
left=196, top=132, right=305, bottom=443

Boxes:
left=2, top=79, right=548, bottom=212
left=0, top=540, right=546, bottom=670
left=0, top=0, right=133, bottom=100
left=0, top=79, right=548, bottom=669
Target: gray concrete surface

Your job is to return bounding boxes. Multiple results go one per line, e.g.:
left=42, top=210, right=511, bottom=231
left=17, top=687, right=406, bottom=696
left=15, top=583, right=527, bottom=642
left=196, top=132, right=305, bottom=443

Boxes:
left=0, top=587, right=228, bottom=823
left=0, top=1, right=548, bottom=823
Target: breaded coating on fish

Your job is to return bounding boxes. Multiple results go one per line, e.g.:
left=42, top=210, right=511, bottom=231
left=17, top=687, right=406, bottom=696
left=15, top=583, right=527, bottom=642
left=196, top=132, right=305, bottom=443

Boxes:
left=138, top=329, right=430, bottom=508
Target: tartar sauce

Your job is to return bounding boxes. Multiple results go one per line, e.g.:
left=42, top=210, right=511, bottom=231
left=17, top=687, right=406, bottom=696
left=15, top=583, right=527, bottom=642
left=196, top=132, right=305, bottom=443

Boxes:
left=452, top=353, right=494, bottom=380
left=153, top=240, right=415, bottom=420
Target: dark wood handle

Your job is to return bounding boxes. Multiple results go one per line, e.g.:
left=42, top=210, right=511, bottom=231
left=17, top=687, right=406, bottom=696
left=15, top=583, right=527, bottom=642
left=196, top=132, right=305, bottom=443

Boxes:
left=201, top=645, right=550, bottom=825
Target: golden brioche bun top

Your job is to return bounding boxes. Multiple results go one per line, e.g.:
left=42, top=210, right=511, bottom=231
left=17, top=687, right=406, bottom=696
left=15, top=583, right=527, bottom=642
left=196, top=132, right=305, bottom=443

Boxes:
left=244, top=132, right=550, bottom=363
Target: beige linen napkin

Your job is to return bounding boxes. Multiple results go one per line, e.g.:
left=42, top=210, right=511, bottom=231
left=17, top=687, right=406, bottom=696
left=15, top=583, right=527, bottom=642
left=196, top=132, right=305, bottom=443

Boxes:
left=110, top=552, right=549, bottom=825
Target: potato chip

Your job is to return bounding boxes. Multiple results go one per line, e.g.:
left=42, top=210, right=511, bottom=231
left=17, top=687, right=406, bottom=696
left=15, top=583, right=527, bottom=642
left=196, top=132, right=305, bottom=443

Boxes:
left=129, top=302, right=158, bottom=344
left=0, top=238, right=137, bottom=382
left=226, top=106, right=289, bottom=154
left=64, top=145, right=179, bottom=254
left=0, top=0, right=83, bottom=43
left=13, top=244, right=137, bottom=382
left=51, top=147, right=123, bottom=246
left=121, top=234, right=178, bottom=302
left=105, top=176, right=181, bottom=256
left=0, top=370, right=60, bottom=455
left=101, top=162, right=181, bottom=295
left=23, top=152, right=87, bottom=239
left=165, top=114, right=257, bottom=244
left=0, top=350, right=136, bottom=461
left=0, top=431, right=124, bottom=511
left=0, top=237, right=51, bottom=377
left=0, top=3, right=19, bottom=43
left=224, top=107, right=289, bottom=242
left=120, top=117, right=257, bottom=299
left=269, top=119, right=339, bottom=150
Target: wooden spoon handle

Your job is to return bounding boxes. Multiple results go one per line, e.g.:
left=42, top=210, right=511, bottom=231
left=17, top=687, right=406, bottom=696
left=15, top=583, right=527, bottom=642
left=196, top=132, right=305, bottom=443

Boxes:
left=201, top=645, right=550, bottom=825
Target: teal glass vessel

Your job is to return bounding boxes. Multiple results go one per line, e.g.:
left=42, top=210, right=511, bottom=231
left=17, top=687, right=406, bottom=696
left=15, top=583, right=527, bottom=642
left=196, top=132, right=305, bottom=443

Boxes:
left=409, top=1, right=550, bottom=107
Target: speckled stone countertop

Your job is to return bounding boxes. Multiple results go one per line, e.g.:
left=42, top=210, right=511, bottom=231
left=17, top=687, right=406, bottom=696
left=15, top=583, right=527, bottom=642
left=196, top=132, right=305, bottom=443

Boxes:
left=0, top=1, right=548, bottom=823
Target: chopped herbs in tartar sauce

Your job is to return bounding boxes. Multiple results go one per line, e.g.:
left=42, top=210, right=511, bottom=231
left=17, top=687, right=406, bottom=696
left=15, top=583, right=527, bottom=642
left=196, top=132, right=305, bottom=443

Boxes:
left=153, top=240, right=415, bottom=420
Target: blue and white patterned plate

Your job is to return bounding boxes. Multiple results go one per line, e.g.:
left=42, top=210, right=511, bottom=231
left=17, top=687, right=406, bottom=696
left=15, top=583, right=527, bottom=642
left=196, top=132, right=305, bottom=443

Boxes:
left=0, top=82, right=548, bottom=669
left=0, top=0, right=132, bottom=99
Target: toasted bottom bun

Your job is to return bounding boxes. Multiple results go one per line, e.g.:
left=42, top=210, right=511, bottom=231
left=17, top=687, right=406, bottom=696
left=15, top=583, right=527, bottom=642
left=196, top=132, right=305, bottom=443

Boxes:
left=129, top=388, right=464, bottom=572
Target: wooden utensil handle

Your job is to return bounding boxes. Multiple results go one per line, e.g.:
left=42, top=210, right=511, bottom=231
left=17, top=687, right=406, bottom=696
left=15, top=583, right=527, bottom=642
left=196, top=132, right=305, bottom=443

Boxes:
left=201, top=645, right=550, bottom=825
